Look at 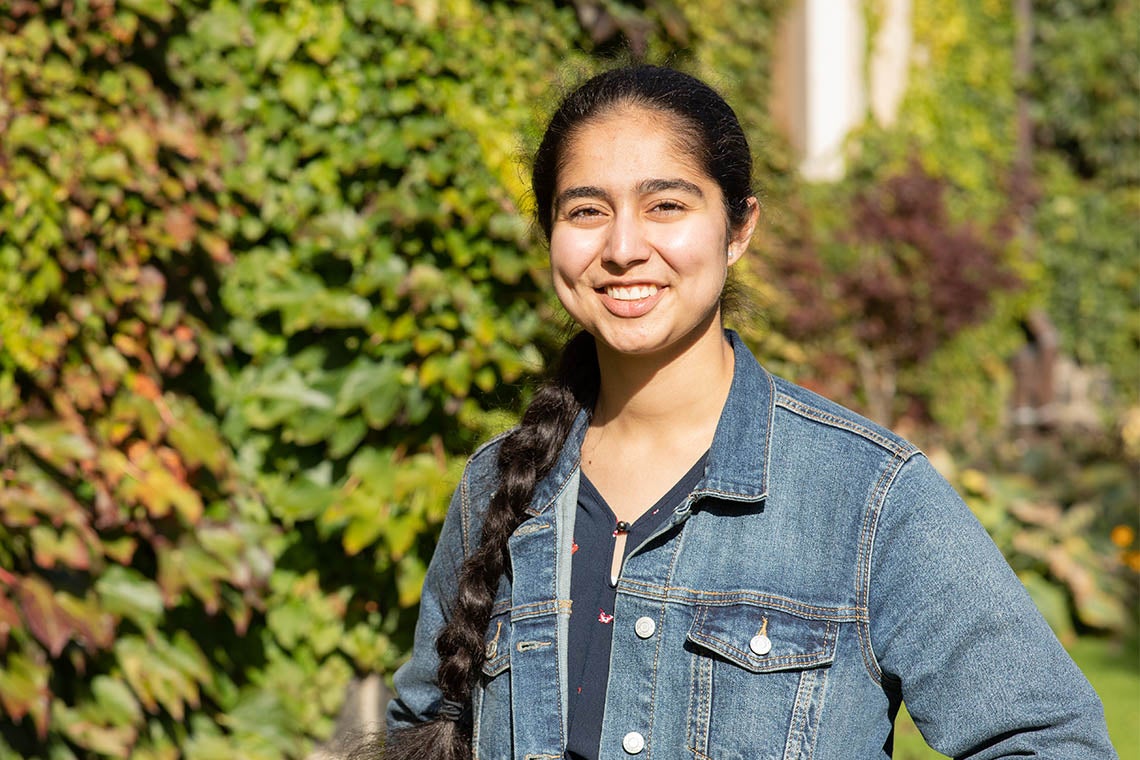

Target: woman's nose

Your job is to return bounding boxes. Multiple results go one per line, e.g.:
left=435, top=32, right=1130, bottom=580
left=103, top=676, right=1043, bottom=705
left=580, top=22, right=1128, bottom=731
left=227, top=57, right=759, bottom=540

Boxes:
left=602, top=209, right=650, bottom=268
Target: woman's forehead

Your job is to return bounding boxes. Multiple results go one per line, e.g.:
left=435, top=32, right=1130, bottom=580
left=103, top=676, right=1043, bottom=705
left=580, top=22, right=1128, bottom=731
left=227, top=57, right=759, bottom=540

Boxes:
left=557, top=107, right=710, bottom=189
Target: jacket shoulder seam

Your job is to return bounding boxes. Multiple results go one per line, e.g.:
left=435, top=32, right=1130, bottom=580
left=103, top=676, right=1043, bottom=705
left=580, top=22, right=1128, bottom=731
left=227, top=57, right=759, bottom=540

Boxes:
left=458, top=429, right=513, bottom=554
left=774, top=393, right=919, bottom=460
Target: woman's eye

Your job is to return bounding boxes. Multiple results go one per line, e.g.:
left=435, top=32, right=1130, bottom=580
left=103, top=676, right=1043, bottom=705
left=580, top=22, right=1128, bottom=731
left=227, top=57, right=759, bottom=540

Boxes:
left=568, top=206, right=603, bottom=220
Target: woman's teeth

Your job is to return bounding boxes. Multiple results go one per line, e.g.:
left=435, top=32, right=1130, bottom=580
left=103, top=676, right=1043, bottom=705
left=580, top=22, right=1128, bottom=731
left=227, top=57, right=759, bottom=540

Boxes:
left=605, top=285, right=659, bottom=301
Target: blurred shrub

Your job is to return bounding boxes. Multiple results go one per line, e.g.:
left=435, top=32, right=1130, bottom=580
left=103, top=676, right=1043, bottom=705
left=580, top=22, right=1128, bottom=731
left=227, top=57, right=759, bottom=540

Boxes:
left=946, top=419, right=1140, bottom=643
left=1031, top=0, right=1140, bottom=399
left=767, top=160, right=1018, bottom=425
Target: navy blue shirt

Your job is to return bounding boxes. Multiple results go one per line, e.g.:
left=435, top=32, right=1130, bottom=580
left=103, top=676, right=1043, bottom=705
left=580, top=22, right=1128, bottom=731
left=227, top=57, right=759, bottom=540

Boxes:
left=565, top=453, right=708, bottom=760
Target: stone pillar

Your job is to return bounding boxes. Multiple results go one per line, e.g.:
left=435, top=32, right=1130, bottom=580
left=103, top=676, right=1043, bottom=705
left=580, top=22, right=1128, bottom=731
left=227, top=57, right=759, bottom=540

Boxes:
left=308, top=675, right=390, bottom=760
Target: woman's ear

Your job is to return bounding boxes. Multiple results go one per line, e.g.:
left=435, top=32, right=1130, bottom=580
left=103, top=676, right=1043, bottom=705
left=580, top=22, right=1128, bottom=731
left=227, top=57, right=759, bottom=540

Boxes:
left=727, top=197, right=760, bottom=264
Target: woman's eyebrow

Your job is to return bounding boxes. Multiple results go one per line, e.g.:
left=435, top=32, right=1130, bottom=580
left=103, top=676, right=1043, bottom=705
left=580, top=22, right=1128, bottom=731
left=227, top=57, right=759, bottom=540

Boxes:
left=555, top=185, right=611, bottom=212
left=639, top=178, right=704, bottom=197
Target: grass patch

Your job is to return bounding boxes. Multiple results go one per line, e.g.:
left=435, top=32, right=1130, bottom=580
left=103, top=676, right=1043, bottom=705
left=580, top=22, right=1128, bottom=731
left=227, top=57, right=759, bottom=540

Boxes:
left=892, top=636, right=1138, bottom=759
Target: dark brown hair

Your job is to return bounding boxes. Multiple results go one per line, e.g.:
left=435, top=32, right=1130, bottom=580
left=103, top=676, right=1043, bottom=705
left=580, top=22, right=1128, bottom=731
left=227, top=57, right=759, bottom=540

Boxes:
left=380, top=65, right=754, bottom=760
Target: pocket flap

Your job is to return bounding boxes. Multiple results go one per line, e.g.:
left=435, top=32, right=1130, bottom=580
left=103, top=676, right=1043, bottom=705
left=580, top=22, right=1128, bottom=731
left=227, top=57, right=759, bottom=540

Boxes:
left=687, top=603, right=837, bottom=673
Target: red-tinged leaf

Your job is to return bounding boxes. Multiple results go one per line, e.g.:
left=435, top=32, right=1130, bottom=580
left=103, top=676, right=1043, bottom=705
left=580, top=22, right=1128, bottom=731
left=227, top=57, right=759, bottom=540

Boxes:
left=55, top=592, right=115, bottom=652
left=163, top=206, right=196, bottom=247
left=155, top=446, right=188, bottom=485
left=0, top=590, right=20, bottom=650
left=131, top=373, right=162, bottom=402
left=199, top=231, right=233, bottom=264
left=115, top=442, right=203, bottom=523
left=157, top=115, right=200, bottom=159
left=54, top=703, right=138, bottom=756
left=60, top=364, right=106, bottom=412
left=30, top=524, right=91, bottom=571
left=17, top=576, right=73, bottom=657
left=111, top=333, right=145, bottom=360
left=173, top=324, right=196, bottom=343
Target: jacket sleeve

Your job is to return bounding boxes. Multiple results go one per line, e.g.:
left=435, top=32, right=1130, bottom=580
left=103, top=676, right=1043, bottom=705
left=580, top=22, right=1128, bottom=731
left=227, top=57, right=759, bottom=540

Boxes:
left=868, top=454, right=1116, bottom=759
left=386, top=475, right=470, bottom=732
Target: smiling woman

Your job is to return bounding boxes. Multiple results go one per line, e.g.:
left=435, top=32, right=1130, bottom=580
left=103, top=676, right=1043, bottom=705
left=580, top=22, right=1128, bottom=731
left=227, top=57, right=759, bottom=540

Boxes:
left=549, top=107, right=756, bottom=360
left=375, top=66, right=1116, bottom=760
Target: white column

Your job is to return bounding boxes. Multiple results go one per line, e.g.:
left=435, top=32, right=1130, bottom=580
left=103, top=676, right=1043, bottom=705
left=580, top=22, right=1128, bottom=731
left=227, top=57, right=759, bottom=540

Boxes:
left=800, top=0, right=866, bottom=181
left=870, top=0, right=912, bottom=127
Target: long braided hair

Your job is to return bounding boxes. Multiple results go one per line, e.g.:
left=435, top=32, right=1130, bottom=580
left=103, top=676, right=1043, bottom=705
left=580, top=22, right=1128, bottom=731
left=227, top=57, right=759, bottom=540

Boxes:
left=380, top=65, right=755, bottom=760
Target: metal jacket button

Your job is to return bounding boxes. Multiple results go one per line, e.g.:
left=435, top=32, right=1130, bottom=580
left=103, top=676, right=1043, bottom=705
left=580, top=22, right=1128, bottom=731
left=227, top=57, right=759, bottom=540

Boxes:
left=622, top=731, right=645, bottom=754
left=749, top=633, right=772, bottom=656
left=634, top=616, right=656, bottom=639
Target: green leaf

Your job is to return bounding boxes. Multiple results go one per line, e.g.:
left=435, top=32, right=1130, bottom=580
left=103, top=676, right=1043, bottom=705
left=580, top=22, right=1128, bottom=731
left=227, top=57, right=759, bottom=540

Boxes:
left=120, top=0, right=174, bottom=23
left=88, top=152, right=130, bottom=182
left=0, top=652, right=50, bottom=731
left=90, top=675, right=144, bottom=727
left=279, top=63, right=322, bottom=114
left=96, top=565, right=165, bottom=632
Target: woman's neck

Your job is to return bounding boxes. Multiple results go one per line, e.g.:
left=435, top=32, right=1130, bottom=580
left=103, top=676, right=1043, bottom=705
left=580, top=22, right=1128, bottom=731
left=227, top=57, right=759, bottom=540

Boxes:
left=590, top=321, right=735, bottom=444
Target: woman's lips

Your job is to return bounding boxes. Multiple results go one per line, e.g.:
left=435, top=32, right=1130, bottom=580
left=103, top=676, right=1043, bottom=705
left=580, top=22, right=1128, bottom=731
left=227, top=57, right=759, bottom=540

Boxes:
left=596, top=284, right=665, bottom=317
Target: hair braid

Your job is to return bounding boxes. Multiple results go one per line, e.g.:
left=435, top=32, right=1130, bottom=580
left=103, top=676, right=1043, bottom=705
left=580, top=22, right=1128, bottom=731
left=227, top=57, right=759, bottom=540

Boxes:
left=379, top=332, right=598, bottom=759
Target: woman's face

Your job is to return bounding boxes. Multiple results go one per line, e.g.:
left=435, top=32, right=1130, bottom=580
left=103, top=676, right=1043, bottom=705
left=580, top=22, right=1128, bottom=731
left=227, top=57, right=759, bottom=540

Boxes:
left=549, top=106, right=755, bottom=359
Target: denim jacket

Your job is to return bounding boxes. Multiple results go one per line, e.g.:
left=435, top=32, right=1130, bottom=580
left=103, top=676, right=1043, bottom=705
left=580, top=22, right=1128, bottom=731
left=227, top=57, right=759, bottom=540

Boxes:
left=388, top=331, right=1114, bottom=759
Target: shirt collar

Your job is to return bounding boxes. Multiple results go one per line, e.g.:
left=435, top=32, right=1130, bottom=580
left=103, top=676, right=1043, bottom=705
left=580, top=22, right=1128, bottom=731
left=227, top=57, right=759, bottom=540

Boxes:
left=527, top=329, right=773, bottom=515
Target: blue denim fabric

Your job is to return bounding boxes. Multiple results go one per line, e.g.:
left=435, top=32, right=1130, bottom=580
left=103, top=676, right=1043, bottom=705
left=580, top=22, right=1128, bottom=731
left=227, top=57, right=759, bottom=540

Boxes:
left=388, top=331, right=1115, bottom=759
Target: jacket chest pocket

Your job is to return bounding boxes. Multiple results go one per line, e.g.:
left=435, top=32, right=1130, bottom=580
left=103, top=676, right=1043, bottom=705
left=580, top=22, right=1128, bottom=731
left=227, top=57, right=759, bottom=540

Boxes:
left=685, top=602, right=838, bottom=760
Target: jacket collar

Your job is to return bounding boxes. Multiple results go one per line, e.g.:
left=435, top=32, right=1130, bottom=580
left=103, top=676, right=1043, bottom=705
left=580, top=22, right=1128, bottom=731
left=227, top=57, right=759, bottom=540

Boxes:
left=700, top=329, right=772, bottom=502
left=526, top=329, right=772, bottom=516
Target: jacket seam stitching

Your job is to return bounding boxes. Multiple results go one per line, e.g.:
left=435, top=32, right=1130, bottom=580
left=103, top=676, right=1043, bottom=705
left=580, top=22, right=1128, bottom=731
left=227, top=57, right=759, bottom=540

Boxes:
left=775, top=394, right=918, bottom=458
left=458, top=429, right=512, bottom=554
left=857, top=453, right=910, bottom=685
left=645, top=517, right=688, bottom=759
left=618, top=582, right=862, bottom=619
